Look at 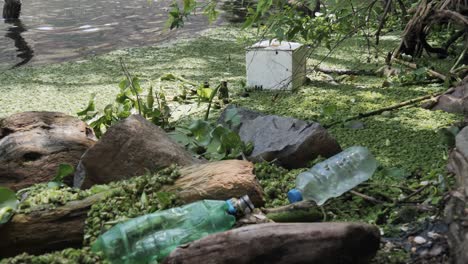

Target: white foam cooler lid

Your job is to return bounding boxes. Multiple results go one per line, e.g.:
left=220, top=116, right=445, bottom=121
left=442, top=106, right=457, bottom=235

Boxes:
left=247, top=39, right=303, bottom=51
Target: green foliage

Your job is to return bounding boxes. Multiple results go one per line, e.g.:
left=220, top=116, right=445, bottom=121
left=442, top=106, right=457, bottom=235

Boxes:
left=0, top=187, right=18, bottom=224
left=255, top=162, right=305, bottom=207
left=78, top=76, right=171, bottom=137
left=167, top=0, right=219, bottom=29
left=49, top=164, right=75, bottom=187
left=0, top=248, right=105, bottom=264
left=16, top=184, right=94, bottom=214
left=84, top=165, right=181, bottom=245
left=169, top=117, right=252, bottom=160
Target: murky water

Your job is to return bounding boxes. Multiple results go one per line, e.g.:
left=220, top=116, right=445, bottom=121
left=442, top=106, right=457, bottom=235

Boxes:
left=0, top=0, right=223, bottom=68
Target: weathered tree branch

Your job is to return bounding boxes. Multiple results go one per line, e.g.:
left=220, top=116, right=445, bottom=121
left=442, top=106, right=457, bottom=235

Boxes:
left=164, top=223, right=381, bottom=264
left=0, top=160, right=264, bottom=257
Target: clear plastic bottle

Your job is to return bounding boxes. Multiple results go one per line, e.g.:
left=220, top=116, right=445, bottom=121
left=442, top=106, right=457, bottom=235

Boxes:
left=92, top=196, right=254, bottom=264
left=288, top=146, right=377, bottom=205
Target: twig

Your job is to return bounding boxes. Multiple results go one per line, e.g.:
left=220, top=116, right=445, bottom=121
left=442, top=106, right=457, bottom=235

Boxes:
left=397, top=184, right=431, bottom=203
left=350, top=190, right=385, bottom=204
left=119, top=58, right=142, bottom=116
left=451, top=45, right=467, bottom=73
left=392, top=57, right=447, bottom=81
left=313, top=66, right=376, bottom=76
left=375, top=0, right=393, bottom=45
left=325, top=87, right=455, bottom=127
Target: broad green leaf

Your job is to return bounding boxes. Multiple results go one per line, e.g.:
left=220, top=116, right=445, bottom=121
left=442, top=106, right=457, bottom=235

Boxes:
left=52, top=164, right=75, bottom=183
left=224, top=108, right=241, bottom=128
left=0, top=207, right=14, bottom=224
left=197, top=87, right=213, bottom=100
left=188, top=120, right=212, bottom=146
left=131, top=77, right=143, bottom=93
left=0, top=187, right=18, bottom=209
left=0, top=187, right=18, bottom=224
left=119, top=79, right=130, bottom=91
left=168, top=130, right=192, bottom=146
left=206, top=125, right=227, bottom=157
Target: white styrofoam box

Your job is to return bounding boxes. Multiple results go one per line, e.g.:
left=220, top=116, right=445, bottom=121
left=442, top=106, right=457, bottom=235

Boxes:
left=246, top=40, right=308, bottom=91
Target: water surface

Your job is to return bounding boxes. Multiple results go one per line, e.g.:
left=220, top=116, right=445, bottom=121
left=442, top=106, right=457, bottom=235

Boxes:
left=0, top=0, right=218, bottom=68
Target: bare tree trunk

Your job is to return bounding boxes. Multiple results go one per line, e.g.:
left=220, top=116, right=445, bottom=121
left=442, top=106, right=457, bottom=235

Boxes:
left=3, top=0, right=21, bottom=20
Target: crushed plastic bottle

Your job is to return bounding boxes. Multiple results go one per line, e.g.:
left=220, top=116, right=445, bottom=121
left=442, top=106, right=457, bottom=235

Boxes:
left=92, top=195, right=254, bottom=264
left=288, top=146, right=377, bottom=205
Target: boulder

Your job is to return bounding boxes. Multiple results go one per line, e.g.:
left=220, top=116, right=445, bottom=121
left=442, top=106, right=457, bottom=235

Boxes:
left=164, top=222, right=380, bottom=264
left=445, top=126, right=468, bottom=264
left=75, top=115, right=197, bottom=189
left=430, top=77, right=468, bottom=115
left=218, top=106, right=341, bottom=168
left=0, top=112, right=96, bottom=190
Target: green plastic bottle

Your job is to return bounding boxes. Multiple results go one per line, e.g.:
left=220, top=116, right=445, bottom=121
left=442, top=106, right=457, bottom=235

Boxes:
left=92, top=196, right=253, bottom=264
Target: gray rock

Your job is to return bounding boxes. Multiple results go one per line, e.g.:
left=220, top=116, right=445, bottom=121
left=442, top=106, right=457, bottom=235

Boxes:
left=431, top=77, right=468, bottom=115
left=0, top=112, right=96, bottom=190
left=75, top=115, right=197, bottom=189
left=219, top=106, right=341, bottom=168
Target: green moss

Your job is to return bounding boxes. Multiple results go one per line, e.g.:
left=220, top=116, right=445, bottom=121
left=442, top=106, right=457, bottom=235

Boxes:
left=0, top=248, right=105, bottom=264
left=83, top=165, right=181, bottom=245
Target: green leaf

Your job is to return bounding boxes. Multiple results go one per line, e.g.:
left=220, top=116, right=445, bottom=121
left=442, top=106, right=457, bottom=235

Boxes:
left=197, top=87, right=214, bottom=101
left=0, top=207, right=14, bottom=224
left=0, top=187, right=18, bottom=224
left=224, top=108, right=241, bottom=129
left=147, top=86, right=155, bottom=109
left=77, top=93, right=96, bottom=116
left=188, top=120, right=212, bottom=146
left=131, top=77, right=143, bottom=93
left=52, top=164, right=75, bottom=183
left=156, top=192, right=173, bottom=208
left=140, top=192, right=148, bottom=207
left=206, top=125, right=227, bottom=158
left=168, top=130, right=192, bottom=146
left=0, top=187, right=18, bottom=209
left=119, top=79, right=130, bottom=91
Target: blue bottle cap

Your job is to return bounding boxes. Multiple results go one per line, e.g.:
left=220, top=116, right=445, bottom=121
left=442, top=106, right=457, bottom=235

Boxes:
left=287, top=189, right=303, bottom=203
left=226, top=199, right=237, bottom=215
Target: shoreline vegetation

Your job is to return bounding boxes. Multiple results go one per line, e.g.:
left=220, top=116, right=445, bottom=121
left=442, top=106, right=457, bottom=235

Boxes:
left=0, top=25, right=463, bottom=263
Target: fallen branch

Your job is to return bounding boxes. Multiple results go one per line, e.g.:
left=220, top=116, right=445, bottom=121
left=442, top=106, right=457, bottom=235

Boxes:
left=392, top=57, right=447, bottom=81
left=164, top=223, right=381, bottom=264
left=350, top=190, right=385, bottom=204
left=325, top=86, right=455, bottom=127
left=314, top=66, right=376, bottom=76
left=0, top=160, right=264, bottom=257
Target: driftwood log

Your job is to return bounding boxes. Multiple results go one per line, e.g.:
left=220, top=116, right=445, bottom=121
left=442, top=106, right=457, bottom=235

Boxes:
left=163, top=160, right=264, bottom=206
left=164, top=222, right=381, bottom=264
left=0, top=112, right=97, bottom=190
left=0, top=160, right=264, bottom=257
